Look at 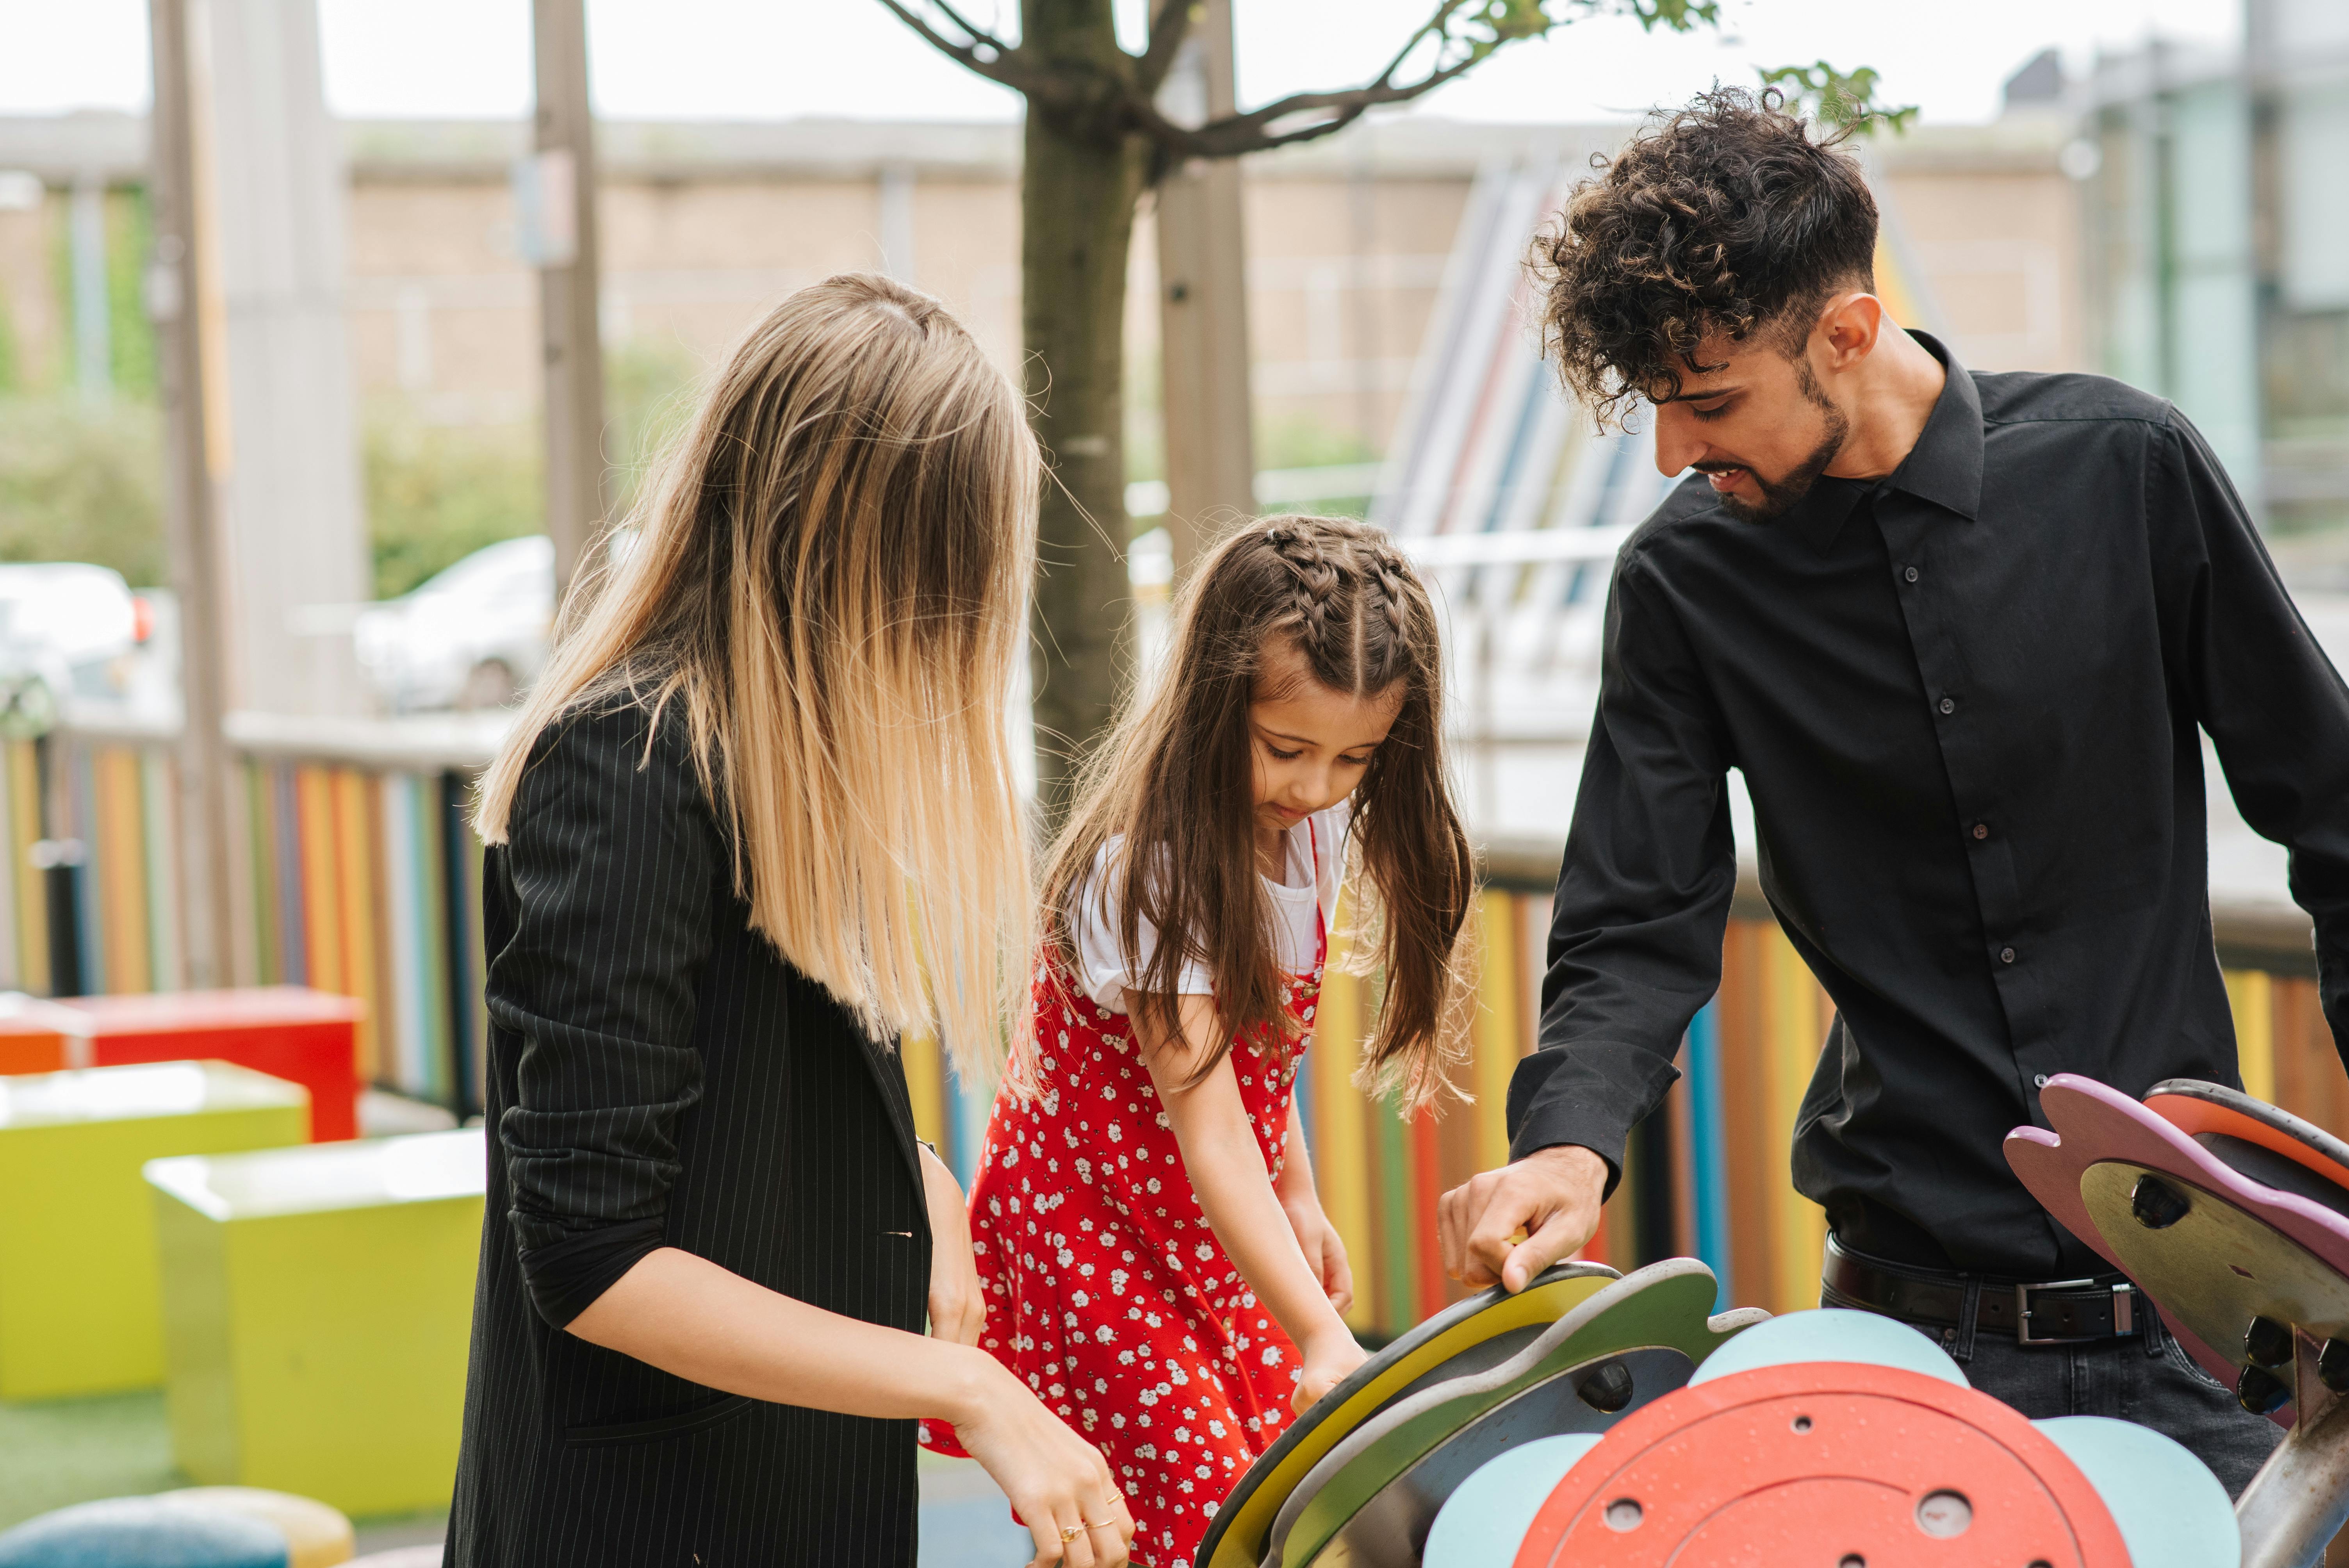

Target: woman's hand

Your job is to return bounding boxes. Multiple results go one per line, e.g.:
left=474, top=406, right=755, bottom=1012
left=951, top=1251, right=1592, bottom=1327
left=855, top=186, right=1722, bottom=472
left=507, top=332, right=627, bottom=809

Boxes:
left=1281, top=1194, right=1355, bottom=1317
left=1294, top=1322, right=1369, bottom=1415
left=920, top=1145, right=987, bottom=1347
left=950, top=1359, right=1137, bottom=1568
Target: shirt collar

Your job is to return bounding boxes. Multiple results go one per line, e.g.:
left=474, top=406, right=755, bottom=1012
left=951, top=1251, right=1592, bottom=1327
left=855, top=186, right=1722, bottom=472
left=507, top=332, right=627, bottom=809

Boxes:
left=1882, top=332, right=1984, bottom=524
left=1772, top=331, right=1985, bottom=553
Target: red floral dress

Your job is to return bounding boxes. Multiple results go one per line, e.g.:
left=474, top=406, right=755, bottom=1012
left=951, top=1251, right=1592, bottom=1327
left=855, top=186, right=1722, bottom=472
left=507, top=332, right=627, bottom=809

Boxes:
left=923, top=864, right=1326, bottom=1568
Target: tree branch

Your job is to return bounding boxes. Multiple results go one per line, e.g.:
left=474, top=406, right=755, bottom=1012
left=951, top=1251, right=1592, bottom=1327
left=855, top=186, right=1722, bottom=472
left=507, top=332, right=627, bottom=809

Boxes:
left=926, top=0, right=1015, bottom=54
left=1134, top=0, right=1196, bottom=96
left=873, top=0, right=1072, bottom=104
left=1134, top=42, right=1489, bottom=161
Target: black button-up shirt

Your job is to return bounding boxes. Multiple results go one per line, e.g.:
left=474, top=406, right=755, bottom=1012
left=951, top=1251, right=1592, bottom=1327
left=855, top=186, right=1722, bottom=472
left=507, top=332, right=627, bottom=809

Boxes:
left=1510, top=335, right=2349, bottom=1278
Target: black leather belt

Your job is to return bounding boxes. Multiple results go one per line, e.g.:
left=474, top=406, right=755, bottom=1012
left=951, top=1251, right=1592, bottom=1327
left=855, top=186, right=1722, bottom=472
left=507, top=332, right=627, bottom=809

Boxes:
left=1823, top=1236, right=2143, bottom=1346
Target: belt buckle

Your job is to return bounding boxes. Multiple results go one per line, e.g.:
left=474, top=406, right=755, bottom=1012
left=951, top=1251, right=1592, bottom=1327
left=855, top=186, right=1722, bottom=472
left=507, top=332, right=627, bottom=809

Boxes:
left=2015, top=1276, right=2100, bottom=1346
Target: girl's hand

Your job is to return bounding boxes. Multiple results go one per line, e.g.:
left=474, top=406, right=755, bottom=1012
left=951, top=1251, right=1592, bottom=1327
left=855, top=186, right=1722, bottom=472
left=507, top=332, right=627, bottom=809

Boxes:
left=950, top=1358, right=1137, bottom=1568
left=1294, top=1323, right=1369, bottom=1415
left=920, top=1146, right=987, bottom=1347
left=1281, top=1196, right=1355, bottom=1316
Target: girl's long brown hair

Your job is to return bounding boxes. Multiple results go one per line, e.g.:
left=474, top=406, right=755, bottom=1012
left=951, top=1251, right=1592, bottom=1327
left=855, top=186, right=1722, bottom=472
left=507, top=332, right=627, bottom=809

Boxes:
left=475, top=273, right=1037, bottom=1074
left=1040, top=515, right=1475, bottom=1106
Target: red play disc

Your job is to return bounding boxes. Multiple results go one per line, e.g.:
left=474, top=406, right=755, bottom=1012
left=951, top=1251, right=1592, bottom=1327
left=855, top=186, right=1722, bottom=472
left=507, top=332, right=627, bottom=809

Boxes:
left=1511, top=1362, right=2130, bottom=1567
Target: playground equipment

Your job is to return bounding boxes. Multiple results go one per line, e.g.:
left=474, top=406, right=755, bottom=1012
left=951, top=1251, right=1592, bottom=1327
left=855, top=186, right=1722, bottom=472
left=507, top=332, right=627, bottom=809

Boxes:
left=1196, top=1259, right=1764, bottom=1568
left=145, top=1128, right=485, bottom=1516
left=56, top=989, right=367, bottom=1141
left=1205, top=1267, right=2236, bottom=1567
left=0, top=1060, right=308, bottom=1399
left=0, top=1487, right=354, bottom=1568
left=2010, top=1074, right=2349, bottom=1568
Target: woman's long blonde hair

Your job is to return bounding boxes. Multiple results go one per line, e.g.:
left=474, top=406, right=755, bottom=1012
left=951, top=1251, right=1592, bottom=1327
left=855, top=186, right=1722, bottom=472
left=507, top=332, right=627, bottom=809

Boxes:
left=476, top=273, right=1037, bottom=1074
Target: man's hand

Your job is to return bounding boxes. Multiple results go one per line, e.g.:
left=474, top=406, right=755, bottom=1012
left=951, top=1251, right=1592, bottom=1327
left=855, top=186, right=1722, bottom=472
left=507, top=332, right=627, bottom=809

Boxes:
left=1437, top=1146, right=1609, bottom=1293
left=920, top=1146, right=988, bottom=1346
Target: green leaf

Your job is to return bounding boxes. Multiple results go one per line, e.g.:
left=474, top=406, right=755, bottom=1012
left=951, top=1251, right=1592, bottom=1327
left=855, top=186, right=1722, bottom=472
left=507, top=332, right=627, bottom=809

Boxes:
left=1757, top=59, right=1920, bottom=135
left=1435, top=0, right=1725, bottom=55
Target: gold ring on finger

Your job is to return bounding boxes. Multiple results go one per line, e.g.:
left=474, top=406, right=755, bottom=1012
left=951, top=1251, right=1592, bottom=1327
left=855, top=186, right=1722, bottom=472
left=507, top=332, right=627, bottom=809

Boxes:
left=1060, top=1525, right=1083, bottom=1544
left=1083, top=1518, right=1117, bottom=1531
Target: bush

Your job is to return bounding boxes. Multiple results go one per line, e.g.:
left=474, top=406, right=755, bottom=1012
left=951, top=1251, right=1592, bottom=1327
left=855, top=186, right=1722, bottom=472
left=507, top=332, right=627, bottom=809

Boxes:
left=363, top=343, right=696, bottom=600
left=0, top=395, right=166, bottom=584
left=362, top=412, right=541, bottom=600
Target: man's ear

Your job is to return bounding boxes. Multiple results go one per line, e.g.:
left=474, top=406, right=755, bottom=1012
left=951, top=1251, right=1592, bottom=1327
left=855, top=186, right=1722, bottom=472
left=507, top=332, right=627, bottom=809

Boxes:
left=1817, top=292, right=1886, bottom=372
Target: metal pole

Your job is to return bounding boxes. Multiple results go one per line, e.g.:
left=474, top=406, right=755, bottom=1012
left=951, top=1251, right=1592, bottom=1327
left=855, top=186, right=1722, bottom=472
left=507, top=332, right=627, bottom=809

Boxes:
left=1155, top=0, right=1255, bottom=573
left=531, top=0, right=610, bottom=604
left=148, top=0, right=236, bottom=990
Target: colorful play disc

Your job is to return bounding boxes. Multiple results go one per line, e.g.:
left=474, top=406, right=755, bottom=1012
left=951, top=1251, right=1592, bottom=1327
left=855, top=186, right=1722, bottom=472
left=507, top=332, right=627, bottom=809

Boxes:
left=2033, top=1416, right=2239, bottom=1568
left=1510, top=1360, right=2132, bottom=1568
left=1684, top=1304, right=1966, bottom=1389
left=1264, top=1260, right=1759, bottom=1568
left=1194, top=1262, right=1619, bottom=1568
left=2147, top=1078, right=2349, bottom=1205
left=1421, top=1434, right=1602, bottom=1568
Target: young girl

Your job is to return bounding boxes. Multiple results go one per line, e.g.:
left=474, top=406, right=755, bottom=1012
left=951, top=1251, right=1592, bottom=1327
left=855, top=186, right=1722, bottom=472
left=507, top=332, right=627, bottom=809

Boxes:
left=926, top=515, right=1475, bottom=1568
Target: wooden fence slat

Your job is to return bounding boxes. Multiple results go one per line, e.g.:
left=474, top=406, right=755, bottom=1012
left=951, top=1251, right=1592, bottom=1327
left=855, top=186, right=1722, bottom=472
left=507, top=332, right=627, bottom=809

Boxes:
left=8, top=741, right=43, bottom=993
left=1760, top=925, right=1829, bottom=1314
left=141, top=749, right=182, bottom=990
left=1310, top=967, right=1376, bottom=1335
left=2228, top=969, right=2277, bottom=1103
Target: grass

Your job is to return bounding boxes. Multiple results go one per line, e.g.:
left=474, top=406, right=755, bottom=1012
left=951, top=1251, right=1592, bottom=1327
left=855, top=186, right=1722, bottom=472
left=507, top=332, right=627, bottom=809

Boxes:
left=0, top=1390, right=178, bottom=1531
left=0, top=1390, right=444, bottom=1550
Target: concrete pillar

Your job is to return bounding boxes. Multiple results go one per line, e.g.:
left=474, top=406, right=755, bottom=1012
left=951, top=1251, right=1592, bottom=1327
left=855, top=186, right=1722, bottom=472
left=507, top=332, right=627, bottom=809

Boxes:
left=531, top=0, right=610, bottom=602
left=147, top=0, right=237, bottom=988
left=68, top=174, right=110, bottom=402
left=201, top=0, right=371, bottom=715
left=878, top=162, right=917, bottom=284
left=1154, top=0, right=1255, bottom=571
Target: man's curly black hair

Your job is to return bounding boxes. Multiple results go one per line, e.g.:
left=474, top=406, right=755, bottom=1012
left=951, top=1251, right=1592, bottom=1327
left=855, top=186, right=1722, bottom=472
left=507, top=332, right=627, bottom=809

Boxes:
left=1533, top=87, right=1878, bottom=427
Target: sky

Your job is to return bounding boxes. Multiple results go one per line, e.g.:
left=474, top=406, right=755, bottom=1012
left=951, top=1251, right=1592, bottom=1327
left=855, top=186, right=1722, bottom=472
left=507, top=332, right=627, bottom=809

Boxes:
left=0, top=0, right=2244, bottom=129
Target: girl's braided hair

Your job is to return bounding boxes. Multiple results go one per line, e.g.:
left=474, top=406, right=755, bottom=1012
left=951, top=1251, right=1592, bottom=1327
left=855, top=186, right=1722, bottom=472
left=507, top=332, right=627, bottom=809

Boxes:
left=1041, top=513, right=1475, bottom=1108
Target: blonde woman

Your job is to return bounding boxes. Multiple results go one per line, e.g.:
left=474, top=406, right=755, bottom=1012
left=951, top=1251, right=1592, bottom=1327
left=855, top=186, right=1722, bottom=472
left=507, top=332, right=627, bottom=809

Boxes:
left=446, top=275, right=1134, bottom=1568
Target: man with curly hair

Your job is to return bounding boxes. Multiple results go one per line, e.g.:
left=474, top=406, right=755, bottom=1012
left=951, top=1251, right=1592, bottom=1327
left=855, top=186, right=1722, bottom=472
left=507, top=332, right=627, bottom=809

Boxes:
left=1436, top=88, right=2349, bottom=1488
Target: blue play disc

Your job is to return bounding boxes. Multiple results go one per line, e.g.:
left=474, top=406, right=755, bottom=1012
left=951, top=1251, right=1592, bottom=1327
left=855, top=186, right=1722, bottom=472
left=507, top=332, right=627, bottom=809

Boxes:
left=1686, top=1307, right=1969, bottom=1389
left=1422, top=1433, right=1604, bottom=1568
left=0, top=1499, right=290, bottom=1568
left=2034, top=1415, right=2239, bottom=1568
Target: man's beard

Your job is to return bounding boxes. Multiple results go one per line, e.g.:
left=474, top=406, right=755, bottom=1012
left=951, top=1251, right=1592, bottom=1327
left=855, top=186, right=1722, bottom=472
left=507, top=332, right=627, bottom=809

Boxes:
left=1705, top=365, right=1852, bottom=523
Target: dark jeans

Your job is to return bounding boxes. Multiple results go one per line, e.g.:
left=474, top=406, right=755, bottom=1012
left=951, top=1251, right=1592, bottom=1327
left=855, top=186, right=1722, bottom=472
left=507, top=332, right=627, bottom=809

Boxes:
left=1823, top=1285, right=2283, bottom=1497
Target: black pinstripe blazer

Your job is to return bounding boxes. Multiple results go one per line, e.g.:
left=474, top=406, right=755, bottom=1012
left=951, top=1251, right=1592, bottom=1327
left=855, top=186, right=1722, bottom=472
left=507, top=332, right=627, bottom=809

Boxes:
left=446, top=700, right=931, bottom=1568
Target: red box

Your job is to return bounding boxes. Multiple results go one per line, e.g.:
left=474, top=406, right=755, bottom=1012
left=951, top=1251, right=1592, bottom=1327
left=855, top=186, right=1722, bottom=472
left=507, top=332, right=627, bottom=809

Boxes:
left=0, top=993, right=75, bottom=1075
left=55, top=987, right=363, bottom=1141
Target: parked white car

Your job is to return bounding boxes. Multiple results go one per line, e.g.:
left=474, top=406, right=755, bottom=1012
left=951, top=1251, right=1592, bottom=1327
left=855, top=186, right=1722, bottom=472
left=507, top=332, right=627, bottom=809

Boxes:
left=0, top=563, right=151, bottom=735
left=353, top=535, right=553, bottom=713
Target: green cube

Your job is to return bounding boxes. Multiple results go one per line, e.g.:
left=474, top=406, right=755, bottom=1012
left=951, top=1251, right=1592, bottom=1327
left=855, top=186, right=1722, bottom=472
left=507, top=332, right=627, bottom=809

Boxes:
left=146, top=1128, right=484, bottom=1519
left=0, top=1060, right=310, bottom=1401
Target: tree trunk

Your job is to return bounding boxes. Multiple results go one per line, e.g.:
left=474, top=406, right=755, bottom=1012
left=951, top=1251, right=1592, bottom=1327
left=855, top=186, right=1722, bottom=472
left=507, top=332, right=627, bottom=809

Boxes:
left=1020, top=5, right=1149, bottom=833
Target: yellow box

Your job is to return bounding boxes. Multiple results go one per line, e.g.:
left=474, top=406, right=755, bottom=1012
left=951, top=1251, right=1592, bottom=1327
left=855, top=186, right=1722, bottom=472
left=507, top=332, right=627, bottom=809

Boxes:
left=0, top=1060, right=309, bottom=1399
left=146, top=1128, right=485, bottom=1518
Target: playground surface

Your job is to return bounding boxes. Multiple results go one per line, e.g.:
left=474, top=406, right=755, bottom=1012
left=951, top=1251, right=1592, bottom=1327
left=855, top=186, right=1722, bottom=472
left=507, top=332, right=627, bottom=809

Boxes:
left=0, top=1392, right=1035, bottom=1567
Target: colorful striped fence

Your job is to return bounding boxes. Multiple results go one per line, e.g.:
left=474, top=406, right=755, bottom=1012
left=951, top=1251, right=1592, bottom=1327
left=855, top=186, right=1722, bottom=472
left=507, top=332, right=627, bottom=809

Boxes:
left=13, top=724, right=2342, bottom=1343
left=0, top=728, right=490, bottom=1117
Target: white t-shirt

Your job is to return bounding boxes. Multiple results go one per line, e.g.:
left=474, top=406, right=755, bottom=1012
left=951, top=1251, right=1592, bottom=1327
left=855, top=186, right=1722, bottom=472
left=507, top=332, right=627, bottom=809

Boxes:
left=1070, top=798, right=1352, bottom=1014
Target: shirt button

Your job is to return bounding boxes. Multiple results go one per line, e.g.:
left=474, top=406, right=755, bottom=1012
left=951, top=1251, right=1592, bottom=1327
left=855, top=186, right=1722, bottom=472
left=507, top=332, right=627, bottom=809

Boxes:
left=2001, top=946, right=2018, bottom=964
left=1904, top=566, right=1920, bottom=583
left=1939, top=697, right=1956, bottom=715
left=2034, top=1073, right=2050, bottom=1089
left=1973, top=823, right=1989, bottom=840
